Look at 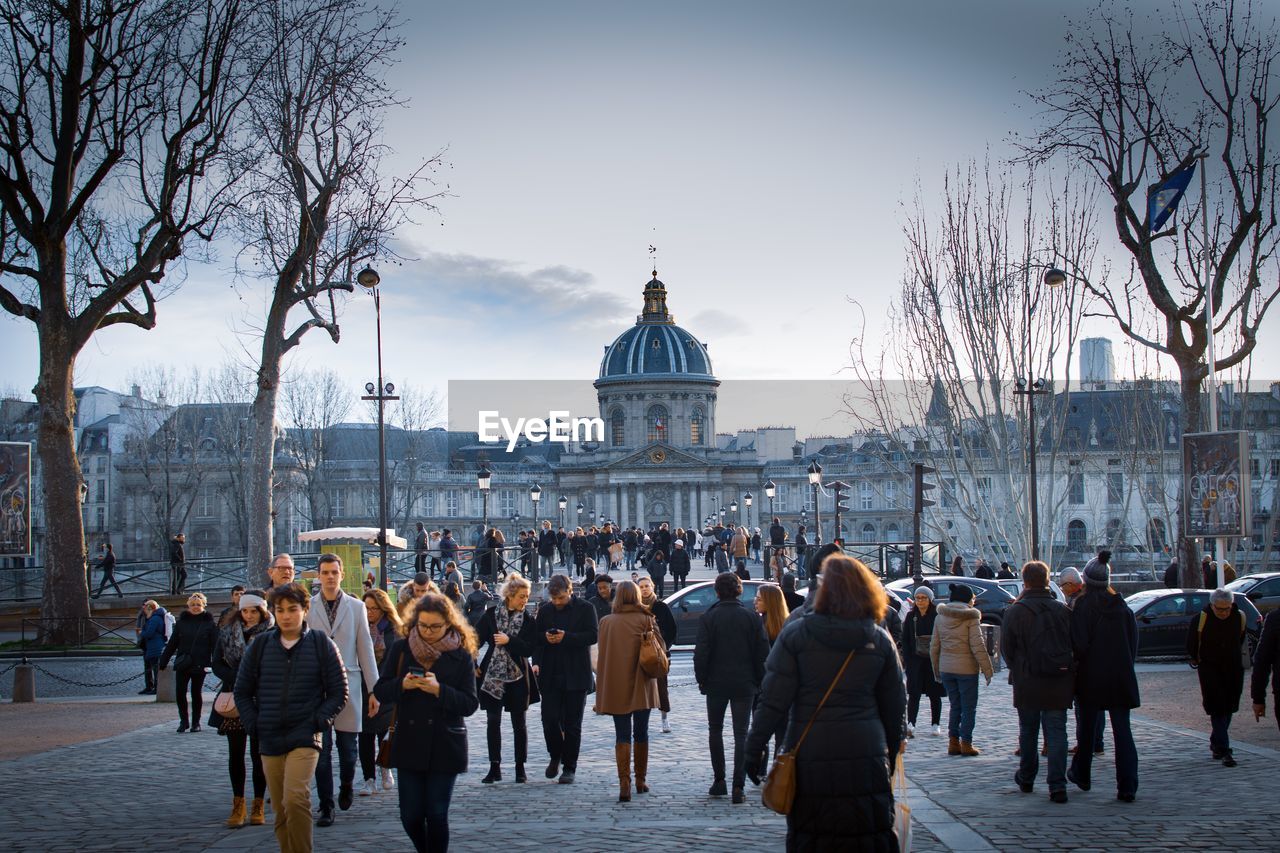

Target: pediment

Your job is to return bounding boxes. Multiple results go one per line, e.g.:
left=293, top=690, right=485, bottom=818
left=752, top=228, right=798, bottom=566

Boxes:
left=607, top=442, right=708, bottom=469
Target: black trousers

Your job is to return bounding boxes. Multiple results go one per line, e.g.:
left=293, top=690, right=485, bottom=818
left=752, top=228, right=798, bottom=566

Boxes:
left=226, top=729, right=266, bottom=799
left=176, top=667, right=206, bottom=725
left=94, top=569, right=123, bottom=598
left=414, top=553, right=427, bottom=573
left=908, top=689, right=943, bottom=727
left=707, top=694, right=752, bottom=789
left=652, top=575, right=666, bottom=598
left=486, top=706, right=528, bottom=766
left=540, top=687, right=586, bottom=771
left=143, top=656, right=159, bottom=691
left=170, top=562, right=187, bottom=594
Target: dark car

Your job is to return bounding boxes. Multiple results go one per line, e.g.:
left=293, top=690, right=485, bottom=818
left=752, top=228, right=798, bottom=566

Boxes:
left=885, top=575, right=1015, bottom=625
left=1124, top=589, right=1262, bottom=659
left=1224, top=572, right=1280, bottom=617
left=665, top=579, right=782, bottom=646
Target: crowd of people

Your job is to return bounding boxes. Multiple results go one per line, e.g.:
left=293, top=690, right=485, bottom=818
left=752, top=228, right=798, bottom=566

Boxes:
left=131, top=530, right=1280, bottom=853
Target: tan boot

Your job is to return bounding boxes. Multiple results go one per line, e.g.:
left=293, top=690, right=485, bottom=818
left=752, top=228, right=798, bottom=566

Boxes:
left=615, top=744, right=632, bottom=802
left=960, top=740, right=982, bottom=756
left=249, top=798, right=265, bottom=826
left=226, top=796, right=247, bottom=828
left=634, top=741, right=649, bottom=794
left=948, top=736, right=961, bottom=756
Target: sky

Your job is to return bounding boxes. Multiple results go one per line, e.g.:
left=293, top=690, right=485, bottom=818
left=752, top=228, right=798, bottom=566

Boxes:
left=2, top=0, right=1276, bottom=433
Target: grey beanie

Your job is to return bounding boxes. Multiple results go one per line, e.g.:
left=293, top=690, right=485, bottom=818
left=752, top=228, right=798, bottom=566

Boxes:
left=1059, top=567, right=1082, bottom=586
left=913, top=585, right=935, bottom=601
left=1083, top=556, right=1110, bottom=589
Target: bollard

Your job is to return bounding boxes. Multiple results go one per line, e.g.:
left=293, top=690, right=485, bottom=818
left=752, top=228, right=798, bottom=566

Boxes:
left=12, top=664, right=35, bottom=702
left=156, top=666, right=176, bottom=703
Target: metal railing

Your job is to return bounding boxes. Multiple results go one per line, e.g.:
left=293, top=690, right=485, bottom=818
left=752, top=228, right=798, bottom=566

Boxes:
left=16, top=616, right=143, bottom=652
left=1, top=556, right=257, bottom=603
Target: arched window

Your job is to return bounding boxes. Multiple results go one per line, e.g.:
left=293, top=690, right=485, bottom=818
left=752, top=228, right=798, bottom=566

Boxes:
left=1105, top=518, right=1123, bottom=545
left=1067, top=519, right=1087, bottom=552
left=690, top=407, right=705, bottom=446
left=885, top=522, right=901, bottom=542
left=610, top=408, right=625, bottom=447
left=646, top=405, right=668, bottom=444
left=860, top=522, right=877, bottom=544
left=1147, top=518, right=1167, bottom=552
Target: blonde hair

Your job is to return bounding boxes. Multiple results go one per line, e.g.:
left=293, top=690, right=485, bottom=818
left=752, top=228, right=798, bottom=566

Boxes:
left=500, top=572, right=531, bottom=602
left=187, top=592, right=207, bottom=606
left=363, top=588, right=406, bottom=637
left=757, top=585, right=789, bottom=641
left=143, top=599, right=159, bottom=614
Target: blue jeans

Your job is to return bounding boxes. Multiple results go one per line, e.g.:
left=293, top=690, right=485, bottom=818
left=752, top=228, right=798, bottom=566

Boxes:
left=626, top=549, right=636, bottom=569
left=1070, top=706, right=1138, bottom=796
left=940, top=673, right=979, bottom=741
left=315, top=727, right=358, bottom=809
left=1016, top=708, right=1068, bottom=792
left=397, top=769, right=457, bottom=853
left=1210, top=713, right=1232, bottom=755
left=612, top=710, right=651, bottom=744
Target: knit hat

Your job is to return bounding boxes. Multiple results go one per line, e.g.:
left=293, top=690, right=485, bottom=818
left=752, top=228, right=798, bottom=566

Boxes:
left=238, top=593, right=267, bottom=611
left=1083, top=556, right=1110, bottom=589
left=948, top=584, right=974, bottom=604
left=1058, top=567, right=1082, bottom=586
left=913, top=586, right=935, bottom=601
left=674, top=540, right=684, bottom=548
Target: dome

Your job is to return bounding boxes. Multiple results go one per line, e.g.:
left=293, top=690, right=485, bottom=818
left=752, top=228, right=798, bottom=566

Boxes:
left=597, top=272, right=715, bottom=383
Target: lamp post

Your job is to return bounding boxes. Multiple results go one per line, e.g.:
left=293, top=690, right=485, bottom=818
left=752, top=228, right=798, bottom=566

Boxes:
left=744, top=491, right=753, bottom=530
left=357, top=265, right=400, bottom=590
left=730, top=500, right=739, bottom=527
left=477, top=464, right=491, bottom=533
left=530, top=484, right=542, bottom=532
left=808, top=461, right=823, bottom=546
left=764, top=480, right=776, bottom=518
left=576, top=501, right=584, bottom=527
left=557, top=495, right=566, bottom=526
left=511, top=512, right=520, bottom=542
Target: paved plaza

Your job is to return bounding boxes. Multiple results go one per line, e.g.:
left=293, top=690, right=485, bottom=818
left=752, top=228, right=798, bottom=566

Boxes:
left=2, top=652, right=1276, bottom=852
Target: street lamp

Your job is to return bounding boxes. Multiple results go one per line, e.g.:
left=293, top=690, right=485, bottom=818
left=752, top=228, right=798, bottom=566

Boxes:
left=744, top=491, right=753, bottom=529
left=730, top=500, right=739, bottom=526
left=576, top=501, right=584, bottom=526
left=511, top=512, right=520, bottom=540
left=357, top=265, right=400, bottom=590
left=1014, top=377, right=1051, bottom=560
left=557, top=495, right=567, bottom=525
left=808, top=461, right=823, bottom=546
left=477, top=465, right=492, bottom=534
left=530, top=483, right=542, bottom=531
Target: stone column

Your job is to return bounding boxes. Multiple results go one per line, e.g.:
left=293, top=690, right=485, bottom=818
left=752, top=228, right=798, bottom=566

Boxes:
left=637, top=489, right=646, bottom=529
left=673, top=487, right=682, bottom=530
left=609, top=487, right=619, bottom=525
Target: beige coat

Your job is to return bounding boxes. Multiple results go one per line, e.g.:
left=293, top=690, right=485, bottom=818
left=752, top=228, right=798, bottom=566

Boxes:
left=593, top=604, right=660, bottom=715
left=930, top=602, right=994, bottom=679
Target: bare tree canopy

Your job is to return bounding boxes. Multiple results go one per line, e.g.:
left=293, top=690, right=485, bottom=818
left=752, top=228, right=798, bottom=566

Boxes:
left=0, top=0, right=257, bottom=641
left=237, top=0, right=447, bottom=576
left=1023, top=0, right=1280, bottom=582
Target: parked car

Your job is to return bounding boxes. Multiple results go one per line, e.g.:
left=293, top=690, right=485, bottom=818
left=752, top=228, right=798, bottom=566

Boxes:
left=1124, top=589, right=1262, bottom=659
left=1224, top=572, right=1280, bottom=617
left=884, top=576, right=1015, bottom=625
left=998, top=579, right=1067, bottom=604
left=665, top=579, right=783, bottom=646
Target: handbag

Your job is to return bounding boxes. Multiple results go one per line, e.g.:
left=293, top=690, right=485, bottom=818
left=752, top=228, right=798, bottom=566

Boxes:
left=214, top=689, right=239, bottom=719
left=639, top=618, right=669, bottom=679
left=914, top=633, right=930, bottom=658
left=893, top=754, right=913, bottom=853
left=761, top=647, right=856, bottom=815
left=173, top=653, right=192, bottom=673
left=377, top=652, right=409, bottom=769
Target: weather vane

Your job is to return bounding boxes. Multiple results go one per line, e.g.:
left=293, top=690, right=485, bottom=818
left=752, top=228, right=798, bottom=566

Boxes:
left=649, top=230, right=658, bottom=277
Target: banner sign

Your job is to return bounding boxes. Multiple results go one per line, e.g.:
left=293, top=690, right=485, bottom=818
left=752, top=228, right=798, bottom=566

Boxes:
left=1183, top=431, right=1251, bottom=538
left=0, top=442, right=32, bottom=557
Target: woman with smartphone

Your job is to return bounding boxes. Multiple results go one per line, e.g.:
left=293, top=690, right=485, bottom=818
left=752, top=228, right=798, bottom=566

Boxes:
left=374, top=593, right=479, bottom=853
left=475, top=572, right=540, bottom=784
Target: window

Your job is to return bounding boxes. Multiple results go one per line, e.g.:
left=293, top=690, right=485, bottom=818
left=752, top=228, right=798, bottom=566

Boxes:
left=1145, top=473, right=1163, bottom=502
left=96, top=479, right=106, bottom=503
left=776, top=482, right=790, bottom=512
left=1067, top=519, right=1087, bottom=552
left=690, top=407, right=705, bottom=446
left=1271, top=459, right=1280, bottom=478
left=977, top=477, right=991, bottom=503
left=197, top=485, right=215, bottom=518
left=329, top=488, right=345, bottom=517
left=1250, top=458, right=1261, bottom=478
left=500, top=489, right=515, bottom=516
left=1142, top=595, right=1185, bottom=618
left=1147, top=518, right=1167, bottom=552
left=803, top=487, right=814, bottom=513
left=860, top=481, right=873, bottom=510
left=95, top=507, right=105, bottom=531
left=444, top=490, right=458, bottom=518
left=1107, top=472, right=1124, bottom=505
left=885, top=480, right=897, bottom=508
left=610, top=408, right=625, bottom=447
left=422, top=490, right=435, bottom=515
left=860, top=523, right=876, bottom=544
left=96, top=456, right=106, bottom=474
left=1068, top=462, right=1084, bottom=505
left=646, top=406, right=668, bottom=444
left=885, top=522, right=900, bottom=541
left=1105, top=518, right=1122, bottom=544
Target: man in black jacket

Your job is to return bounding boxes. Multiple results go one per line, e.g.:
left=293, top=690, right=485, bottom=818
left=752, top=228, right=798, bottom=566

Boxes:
left=768, top=517, right=786, bottom=569
left=669, top=540, right=692, bottom=592
left=235, top=583, right=348, bottom=853
left=1002, top=560, right=1074, bottom=803
left=537, top=520, right=557, bottom=580
left=1252, top=611, right=1280, bottom=731
left=169, top=532, right=186, bottom=594
left=694, top=572, right=768, bottom=804
left=1187, top=588, right=1247, bottom=766
left=532, top=575, right=598, bottom=784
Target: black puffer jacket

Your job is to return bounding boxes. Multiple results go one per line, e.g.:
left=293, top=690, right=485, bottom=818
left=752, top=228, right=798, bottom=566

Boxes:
left=233, top=627, right=349, bottom=756
left=159, top=610, right=217, bottom=670
left=1187, top=603, right=1246, bottom=715
left=1071, top=589, right=1140, bottom=710
left=746, top=613, right=905, bottom=853
left=668, top=548, right=691, bottom=577
left=694, top=598, right=768, bottom=699
left=374, top=638, right=479, bottom=775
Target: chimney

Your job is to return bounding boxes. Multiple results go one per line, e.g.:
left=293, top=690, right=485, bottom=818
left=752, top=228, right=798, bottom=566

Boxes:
left=131, top=384, right=141, bottom=398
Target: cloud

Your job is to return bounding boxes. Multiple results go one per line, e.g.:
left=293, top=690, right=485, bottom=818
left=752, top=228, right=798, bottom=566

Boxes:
left=687, top=308, right=749, bottom=336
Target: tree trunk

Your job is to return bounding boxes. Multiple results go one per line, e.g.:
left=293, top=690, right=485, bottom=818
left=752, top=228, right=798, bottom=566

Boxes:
left=1176, top=364, right=1205, bottom=588
left=35, top=303, right=92, bottom=644
left=245, top=352, right=282, bottom=589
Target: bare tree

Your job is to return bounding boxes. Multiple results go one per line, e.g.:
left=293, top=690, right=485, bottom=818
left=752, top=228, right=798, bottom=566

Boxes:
left=235, top=0, right=446, bottom=575
left=380, top=383, right=443, bottom=534
left=0, top=0, right=257, bottom=640
left=207, top=361, right=255, bottom=552
left=280, top=368, right=353, bottom=538
left=1025, top=0, right=1280, bottom=584
left=846, top=162, right=1096, bottom=566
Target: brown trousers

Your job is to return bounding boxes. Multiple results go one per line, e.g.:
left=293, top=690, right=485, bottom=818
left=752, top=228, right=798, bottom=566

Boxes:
left=262, top=747, right=320, bottom=853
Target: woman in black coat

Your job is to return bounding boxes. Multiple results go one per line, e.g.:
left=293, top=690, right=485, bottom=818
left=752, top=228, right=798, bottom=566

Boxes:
left=745, top=556, right=906, bottom=852
left=646, top=550, right=669, bottom=598
left=902, top=586, right=944, bottom=737
left=209, top=592, right=273, bottom=827
left=570, top=528, right=588, bottom=577
left=375, top=593, right=480, bottom=853
left=160, top=592, right=218, bottom=733
left=474, top=574, right=540, bottom=784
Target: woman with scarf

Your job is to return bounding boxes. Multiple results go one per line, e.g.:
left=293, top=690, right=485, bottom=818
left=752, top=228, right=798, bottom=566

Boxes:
left=375, top=593, right=480, bottom=853
left=594, top=580, right=661, bottom=802
left=359, top=588, right=405, bottom=796
left=474, top=572, right=540, bottom=783
left=210, top=590, right=273, bottom=828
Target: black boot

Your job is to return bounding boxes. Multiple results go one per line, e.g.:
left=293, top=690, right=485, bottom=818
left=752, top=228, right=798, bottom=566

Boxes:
left=515, top=763, right=527, bottom=783
left=481, top=762, right=502, bottom=784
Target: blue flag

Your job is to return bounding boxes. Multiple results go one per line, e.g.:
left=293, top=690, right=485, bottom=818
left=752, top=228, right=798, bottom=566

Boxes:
left=1147, top=163, right=1196, bottom=233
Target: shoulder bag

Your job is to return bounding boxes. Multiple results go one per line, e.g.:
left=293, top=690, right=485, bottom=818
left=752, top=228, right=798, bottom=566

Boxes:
left=639, top=617, right=669, bottom=679
left=376, top=648, right=410, bottom=769
left=761, top=647, right=856, bottom=815
left=214, top=684, right=239, bottom=719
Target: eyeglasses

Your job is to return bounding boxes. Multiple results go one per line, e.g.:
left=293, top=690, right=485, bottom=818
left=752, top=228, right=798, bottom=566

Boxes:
left=418, top=621, right=447, bottom=632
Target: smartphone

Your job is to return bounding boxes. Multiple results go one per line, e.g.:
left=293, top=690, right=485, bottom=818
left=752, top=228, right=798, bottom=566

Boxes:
left=406, top=665, right=426, bottom=678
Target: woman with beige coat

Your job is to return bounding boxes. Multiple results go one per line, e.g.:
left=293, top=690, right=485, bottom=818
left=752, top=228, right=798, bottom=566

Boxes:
left=593, top=580, right=661, bottom=802
left=930, top=583, right=994, bottom=756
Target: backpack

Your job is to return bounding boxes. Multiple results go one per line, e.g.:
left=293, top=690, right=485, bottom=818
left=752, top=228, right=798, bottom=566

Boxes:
left=163, top=610, right=176, bottom=641
left=1023, top=599, right=1074, bottom=678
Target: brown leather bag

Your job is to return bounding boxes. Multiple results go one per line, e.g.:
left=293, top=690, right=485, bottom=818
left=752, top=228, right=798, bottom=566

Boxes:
left=761, top=647, right=856, bottom=815
left=376, top=652, right=409, bottom=769
left=638, top=618, right=669, bottom=679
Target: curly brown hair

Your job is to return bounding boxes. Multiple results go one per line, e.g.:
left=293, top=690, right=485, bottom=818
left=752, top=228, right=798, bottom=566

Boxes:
left=411, top=593, right=478, bottom=655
